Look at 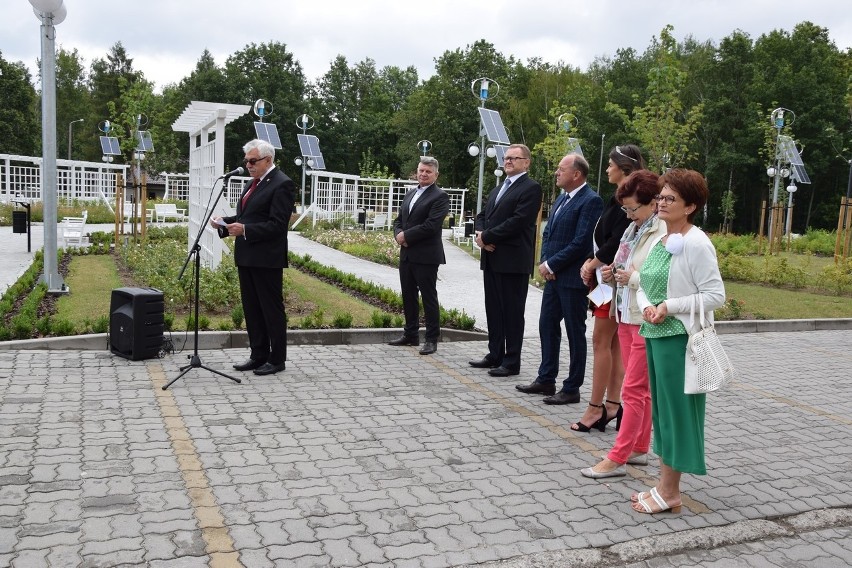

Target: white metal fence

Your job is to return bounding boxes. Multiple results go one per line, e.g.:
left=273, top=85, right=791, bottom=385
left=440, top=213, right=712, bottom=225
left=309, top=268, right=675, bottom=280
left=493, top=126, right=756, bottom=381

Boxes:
left=0, top=154, right=129, bottom=205
left=296, top=171, right=467, bottom=228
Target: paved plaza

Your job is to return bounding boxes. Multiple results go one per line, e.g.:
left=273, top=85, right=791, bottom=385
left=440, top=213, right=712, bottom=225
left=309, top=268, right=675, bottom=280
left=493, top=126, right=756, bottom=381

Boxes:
left=2, top=224, right=852, bottom=566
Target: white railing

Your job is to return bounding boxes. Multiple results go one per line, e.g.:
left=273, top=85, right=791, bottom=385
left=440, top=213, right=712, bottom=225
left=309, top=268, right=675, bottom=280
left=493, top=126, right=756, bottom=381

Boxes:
left=293, top=171, right=467, bottom=229
left=0, top=154, right=128, bottom=205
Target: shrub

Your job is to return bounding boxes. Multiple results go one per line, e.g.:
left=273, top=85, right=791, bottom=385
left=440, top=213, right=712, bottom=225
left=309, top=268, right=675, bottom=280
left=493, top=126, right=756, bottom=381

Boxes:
left=230, top=305, right=244, bottom=329
left=369, top=311, right=394, bottom=328
left=819, top=260, right=852, bottom=295
left=50, top=318, right=76, bottom=336
left=718, top=253, right=755, bottom=281
left=332, top=312, right=353, bottom=328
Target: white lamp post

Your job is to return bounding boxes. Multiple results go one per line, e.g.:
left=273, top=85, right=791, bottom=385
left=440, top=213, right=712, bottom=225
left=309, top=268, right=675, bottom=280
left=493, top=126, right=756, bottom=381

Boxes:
left=30, top=0, right=67, bottom=293
left=767, top=108, right=795, bottom=242
left=470, top=77, right=498, bottom=215
left=785, top=180, right=797, bottom=237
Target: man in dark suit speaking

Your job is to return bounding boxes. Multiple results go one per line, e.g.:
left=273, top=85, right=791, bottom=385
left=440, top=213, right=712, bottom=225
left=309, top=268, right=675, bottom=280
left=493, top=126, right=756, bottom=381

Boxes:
left=516, top=153, right=603, bottom=401
left=388, top=156, right=450, bottom=355
left=470, top=144, right=543, bottom=377
left=211, top=139, right=295, bottom=376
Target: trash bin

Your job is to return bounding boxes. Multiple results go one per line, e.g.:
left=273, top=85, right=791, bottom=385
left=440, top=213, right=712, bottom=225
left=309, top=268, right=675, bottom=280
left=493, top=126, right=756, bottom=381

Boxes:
left=357, top=210, right=366, bottom=226
left=448, top=214, right=456, bottom=228
left=12, top=210, right=27, bottom=234
left=464, top=220, right=474, bottom=237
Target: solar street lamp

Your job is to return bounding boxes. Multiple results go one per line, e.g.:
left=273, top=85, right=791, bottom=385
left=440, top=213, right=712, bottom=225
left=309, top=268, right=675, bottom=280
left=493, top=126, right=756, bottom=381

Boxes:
left=470, top=77, right=510, bottom=215
left=30, top=0, right=67, bottom=292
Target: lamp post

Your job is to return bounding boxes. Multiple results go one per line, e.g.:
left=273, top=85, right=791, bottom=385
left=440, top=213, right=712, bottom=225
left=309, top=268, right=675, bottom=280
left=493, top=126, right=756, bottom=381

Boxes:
left=294, top=113, right=314, bottom=207
left=469, top=77, right=498, bottom=215
left=767, top=108, right=795, bottom=242
left=597, top=133, right=606, bottom=194
left=30, top=0, right=67, bottom=293
left=67, top=118, right=83, bottom=160
left=784, top=180, right=797, bottom=237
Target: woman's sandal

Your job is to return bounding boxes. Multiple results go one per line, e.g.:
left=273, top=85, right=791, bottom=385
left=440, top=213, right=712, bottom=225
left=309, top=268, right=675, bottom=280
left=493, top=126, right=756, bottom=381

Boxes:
left=570, top=402, right=606, bottom=432
left=602, top=399, right=624, bottom=431
left=632, top=487, right=682, bottom=514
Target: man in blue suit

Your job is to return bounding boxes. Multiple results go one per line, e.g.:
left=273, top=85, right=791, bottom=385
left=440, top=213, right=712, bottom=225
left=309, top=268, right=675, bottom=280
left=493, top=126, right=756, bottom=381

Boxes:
left=516, top=153, right=603, bottom=403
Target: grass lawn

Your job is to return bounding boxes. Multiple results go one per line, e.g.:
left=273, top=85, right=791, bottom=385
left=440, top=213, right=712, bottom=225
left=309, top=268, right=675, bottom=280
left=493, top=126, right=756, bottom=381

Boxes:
left=54, top=254, right=383, bottom=330
left=724, top=281, right=852, bottom=319
left=55, top=255, right=122, bottom=324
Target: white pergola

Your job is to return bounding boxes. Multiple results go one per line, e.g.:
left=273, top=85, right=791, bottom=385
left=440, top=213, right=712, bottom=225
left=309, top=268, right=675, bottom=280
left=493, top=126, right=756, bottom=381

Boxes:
left=172, top=101, right=251, bottom=269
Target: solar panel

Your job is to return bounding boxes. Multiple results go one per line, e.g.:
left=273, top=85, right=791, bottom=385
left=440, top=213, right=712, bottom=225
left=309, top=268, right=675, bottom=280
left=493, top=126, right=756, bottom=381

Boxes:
left=135, top=131, right=154, bottom=152
left=494, top=144, right=510, bottom=167
left=99, top=136, right=121, bottom=155
left=297, top=134, right=326, bottom=170
left=778, top=135, right=811, bottom=184
left=478, top=108, right=510, bottom=144
left=254, top=122, right=282, bottom=149
left=567, top=138, right=584, bottom=157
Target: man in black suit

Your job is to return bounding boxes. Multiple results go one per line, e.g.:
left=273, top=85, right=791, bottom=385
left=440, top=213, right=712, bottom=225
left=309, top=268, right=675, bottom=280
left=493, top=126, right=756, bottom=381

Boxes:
left=516, top=153, right=603, bottom=401
left=470, top=144, right=543, bottom=377
left=211, top=139, right=295, bottom=376
left=388, top=157, right=450, bottom=355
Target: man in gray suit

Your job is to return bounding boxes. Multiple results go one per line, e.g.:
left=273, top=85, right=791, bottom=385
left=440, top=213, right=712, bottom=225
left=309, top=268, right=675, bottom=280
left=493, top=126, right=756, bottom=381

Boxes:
left=517, top=153, right=604, bottom=402
left=388, top=157, right=450, bottom=355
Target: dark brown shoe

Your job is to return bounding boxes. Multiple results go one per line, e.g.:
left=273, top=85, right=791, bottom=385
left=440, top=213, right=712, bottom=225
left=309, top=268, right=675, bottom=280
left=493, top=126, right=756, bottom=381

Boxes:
left=388, top=335, right=419, bottom=346
left=515, top=382, right=556, bottom=396
left=488, top=366, right=519, bottom=377
left=419, top=342, right=437, bottom=355
left=543, top=391, right=581, bottom=405
left=233, top=358, right=266, bottom=371
left=253, top=362, right=286, bottom=375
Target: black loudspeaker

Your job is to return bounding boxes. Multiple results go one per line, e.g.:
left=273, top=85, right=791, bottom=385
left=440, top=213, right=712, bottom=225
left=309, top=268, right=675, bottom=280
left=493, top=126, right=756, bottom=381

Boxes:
left=109, top=287, right=165, bottom=361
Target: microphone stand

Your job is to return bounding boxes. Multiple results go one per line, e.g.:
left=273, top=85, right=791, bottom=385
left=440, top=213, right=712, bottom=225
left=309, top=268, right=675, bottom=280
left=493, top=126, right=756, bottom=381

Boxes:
left=163, top=175, right=241, bottom=390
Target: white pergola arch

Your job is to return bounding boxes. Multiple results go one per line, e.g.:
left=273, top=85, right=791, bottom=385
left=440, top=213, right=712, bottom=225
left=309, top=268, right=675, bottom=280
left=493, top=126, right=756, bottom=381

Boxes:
left=172, top=101, right=250, bottom=269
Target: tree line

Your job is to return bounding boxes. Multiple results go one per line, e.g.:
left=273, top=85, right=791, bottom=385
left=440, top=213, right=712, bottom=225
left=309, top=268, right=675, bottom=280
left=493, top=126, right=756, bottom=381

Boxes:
left=0, top=22, right=849, bottom=234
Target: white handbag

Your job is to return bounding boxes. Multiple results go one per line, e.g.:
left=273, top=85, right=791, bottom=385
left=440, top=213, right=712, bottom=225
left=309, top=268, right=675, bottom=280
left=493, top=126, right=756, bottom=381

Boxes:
left=684, top=293, right=735, bottom=394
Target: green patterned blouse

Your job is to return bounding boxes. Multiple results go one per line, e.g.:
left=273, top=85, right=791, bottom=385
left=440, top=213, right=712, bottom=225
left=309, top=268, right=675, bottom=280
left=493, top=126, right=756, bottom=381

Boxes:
left=639, top=242, right=688, bottom=338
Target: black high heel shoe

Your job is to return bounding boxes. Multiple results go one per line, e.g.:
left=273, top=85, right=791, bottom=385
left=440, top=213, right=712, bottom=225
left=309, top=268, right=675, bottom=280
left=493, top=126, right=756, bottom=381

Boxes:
left=571, top=402, right=607, bottom=433
left=603, top=399, right=623, bottom=431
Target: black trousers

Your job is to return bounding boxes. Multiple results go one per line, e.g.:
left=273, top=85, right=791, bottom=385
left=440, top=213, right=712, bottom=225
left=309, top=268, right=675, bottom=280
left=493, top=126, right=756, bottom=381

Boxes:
left=483, top=270, right=529, bottom=371
left=238, top=266, right=286, bottom=364
left=399, top=260, right=440, bottom=342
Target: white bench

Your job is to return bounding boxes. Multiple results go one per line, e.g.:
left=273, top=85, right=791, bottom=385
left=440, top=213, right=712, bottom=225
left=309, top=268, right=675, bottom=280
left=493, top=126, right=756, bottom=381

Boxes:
left=123, top=204, right=153, bottom=223
left=452, top=224, right=470, bottom=245
left=367, top=213, right=388, bottom=230
left=61, top=211, right=88, bottom=247
left=154, top=203, right=187, bottom=223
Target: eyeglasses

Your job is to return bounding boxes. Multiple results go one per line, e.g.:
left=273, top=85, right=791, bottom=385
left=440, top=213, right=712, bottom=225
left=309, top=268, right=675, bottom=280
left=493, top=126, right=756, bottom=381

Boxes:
left=654, top=194, right=677, bottom=204
left=615, top=146, right=639, bottom=163
left=620, top=204, right=643, bottom=214
left=503, top=156, right=529, bottom=163
left=243, top=156, right=269, bottom=166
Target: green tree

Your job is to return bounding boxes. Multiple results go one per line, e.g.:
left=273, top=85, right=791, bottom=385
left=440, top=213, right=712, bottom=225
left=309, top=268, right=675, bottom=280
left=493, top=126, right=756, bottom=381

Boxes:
left=55, top=47, right=92, bottom=161
left=0, top=51, right=39, bottom=155
left=223, top=42, right=306, bottom=175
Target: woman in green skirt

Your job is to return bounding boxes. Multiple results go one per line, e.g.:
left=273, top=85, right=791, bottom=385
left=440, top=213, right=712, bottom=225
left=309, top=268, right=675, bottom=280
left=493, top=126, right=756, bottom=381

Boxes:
left=632, top=169, right=725, bottom=514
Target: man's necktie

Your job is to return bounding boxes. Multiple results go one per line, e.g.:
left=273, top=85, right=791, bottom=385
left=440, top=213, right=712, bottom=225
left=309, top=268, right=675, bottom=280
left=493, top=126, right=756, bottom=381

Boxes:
left=495, top=178, right=512, bottom=203
left=241, top=178, right=259, bottom=208
left=552, top=193, right=570, bottom=219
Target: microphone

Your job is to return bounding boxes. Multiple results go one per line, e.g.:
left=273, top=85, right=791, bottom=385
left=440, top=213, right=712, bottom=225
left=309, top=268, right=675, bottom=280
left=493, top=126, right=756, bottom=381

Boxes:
left=221, top=167, right=245, bottom=178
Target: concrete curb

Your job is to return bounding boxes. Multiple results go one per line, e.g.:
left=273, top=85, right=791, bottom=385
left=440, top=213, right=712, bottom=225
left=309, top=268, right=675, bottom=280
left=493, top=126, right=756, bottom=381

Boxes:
left=1, top=320, right=851, bottom=351
left=0, top=327, right=488, bottom=351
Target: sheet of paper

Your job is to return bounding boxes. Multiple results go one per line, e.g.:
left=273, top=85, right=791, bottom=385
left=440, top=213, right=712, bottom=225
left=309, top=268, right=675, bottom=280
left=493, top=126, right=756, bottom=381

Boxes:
left=587, top=283, right=614, bottom=307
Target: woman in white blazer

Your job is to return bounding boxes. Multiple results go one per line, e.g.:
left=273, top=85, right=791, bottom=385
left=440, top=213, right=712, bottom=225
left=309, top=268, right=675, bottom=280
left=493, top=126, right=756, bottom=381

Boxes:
left=631, top=169, right=725, bottom=514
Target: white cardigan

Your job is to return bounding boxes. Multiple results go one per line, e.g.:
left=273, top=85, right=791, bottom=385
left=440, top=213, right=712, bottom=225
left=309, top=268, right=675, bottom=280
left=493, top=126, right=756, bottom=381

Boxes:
left=613, top=216, right=667, bottom=325
left=636, top=225, right=725, bottom=335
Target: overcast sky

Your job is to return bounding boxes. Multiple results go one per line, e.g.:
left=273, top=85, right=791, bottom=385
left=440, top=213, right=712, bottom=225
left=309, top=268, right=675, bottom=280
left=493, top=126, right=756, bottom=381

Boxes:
left=5, top=0, right=851, bottom=92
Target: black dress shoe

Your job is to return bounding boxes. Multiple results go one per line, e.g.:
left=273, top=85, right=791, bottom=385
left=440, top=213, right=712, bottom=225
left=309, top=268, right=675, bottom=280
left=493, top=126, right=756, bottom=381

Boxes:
left=233, top=358, right=266, bottom=371
left=488, top=366, right=519, bottom=377
left=253, top=362, right=286, bottom=375
left=419, top=341, right=437, bottom=355
left=515, top=382, right=556, bottom=396
left=543, top=391, right=581, bottom=405
left=388, top=335, right=419, bottom=346
left=469, top=357, right=498, bottom=368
